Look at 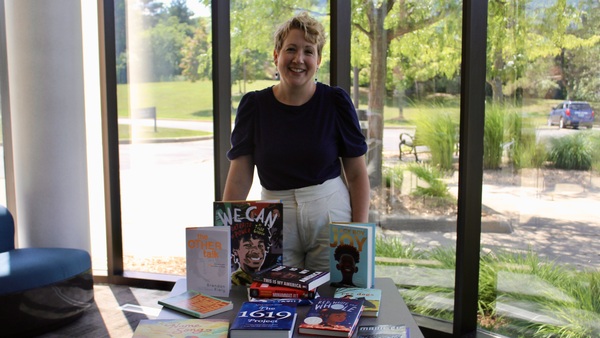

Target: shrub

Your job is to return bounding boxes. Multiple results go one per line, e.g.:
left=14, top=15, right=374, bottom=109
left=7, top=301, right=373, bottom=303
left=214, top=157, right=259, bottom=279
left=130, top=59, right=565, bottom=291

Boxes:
left=548, top=133, right=593, bottom=170
left=383, top=165, right=404, bottom=189
left=483, top=104, right=505, bottom=169
left=505, top=111, right=546, bottom=169
left=414, top=111, right=457, bottom=171
left=406, top=163, right=451, bottom=199
left=376, top=235, right=600, bottom=338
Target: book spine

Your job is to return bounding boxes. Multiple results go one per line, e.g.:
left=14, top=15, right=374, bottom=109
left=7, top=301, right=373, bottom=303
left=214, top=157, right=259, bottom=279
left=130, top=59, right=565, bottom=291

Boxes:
left=254, top=277, right=310, bottom=290
left=251, top=288, right=311, bottom=299
left=158, top=302, right=201, bottom=318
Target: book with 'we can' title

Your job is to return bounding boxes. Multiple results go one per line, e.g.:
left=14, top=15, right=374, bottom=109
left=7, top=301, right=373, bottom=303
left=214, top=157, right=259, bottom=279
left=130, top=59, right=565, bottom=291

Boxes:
left=186, top=226, right=231, bottom=297
left=214, top=200, right=283, bottom=286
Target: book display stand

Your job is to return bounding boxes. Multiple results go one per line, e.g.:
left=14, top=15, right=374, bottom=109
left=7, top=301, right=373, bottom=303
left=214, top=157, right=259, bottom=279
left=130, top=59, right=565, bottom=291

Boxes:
left=159, top=277, right=424, bottom=338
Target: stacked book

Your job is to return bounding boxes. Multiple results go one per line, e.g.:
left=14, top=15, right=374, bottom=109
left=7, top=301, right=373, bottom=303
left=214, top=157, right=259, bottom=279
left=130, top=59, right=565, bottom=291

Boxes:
left=249, top=265, right=331, bottom=302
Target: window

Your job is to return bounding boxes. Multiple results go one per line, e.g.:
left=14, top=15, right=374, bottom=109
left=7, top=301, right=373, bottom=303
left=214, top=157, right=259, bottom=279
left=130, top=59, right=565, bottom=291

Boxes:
left=479, top=1, right=600, bottom=337
left=111, top=0, right=215, bottom=278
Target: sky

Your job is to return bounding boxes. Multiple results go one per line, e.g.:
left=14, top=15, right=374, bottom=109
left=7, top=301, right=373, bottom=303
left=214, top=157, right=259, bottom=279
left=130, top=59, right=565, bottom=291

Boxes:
left=185, top=0, right=210, bottom=17
left=158, top=0, right=210, bottom=18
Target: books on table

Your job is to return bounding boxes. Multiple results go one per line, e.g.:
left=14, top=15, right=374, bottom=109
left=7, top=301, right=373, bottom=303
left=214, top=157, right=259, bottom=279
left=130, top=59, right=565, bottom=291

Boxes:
left=132, top=318, right=229, bottom=337
left=249, top=281, right=316, bottom=299
left=298, top=297, right=365, bottom=337
left=329, top=222, right=376, bottom=288
left=158, top=290, right=233, bottom=318
left=334, top=287, right=382, bottom=317
left=230, top=301, right=298, bottom=338
left=356, top=324, right=410, bottom=337
left=214, top=200, right=283, bottom=286
left=252, top=264, right=330, bottom=291
left=186, top=226, right=231, bottom=297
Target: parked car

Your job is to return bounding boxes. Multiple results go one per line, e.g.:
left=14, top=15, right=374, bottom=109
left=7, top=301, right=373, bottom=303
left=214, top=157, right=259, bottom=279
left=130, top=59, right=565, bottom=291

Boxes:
left=547, top=101, right=595, bottom=129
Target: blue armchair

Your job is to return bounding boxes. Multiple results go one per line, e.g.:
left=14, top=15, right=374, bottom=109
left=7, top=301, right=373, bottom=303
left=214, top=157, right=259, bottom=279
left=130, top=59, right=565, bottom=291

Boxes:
left=0, top=205, right=94, bottom=337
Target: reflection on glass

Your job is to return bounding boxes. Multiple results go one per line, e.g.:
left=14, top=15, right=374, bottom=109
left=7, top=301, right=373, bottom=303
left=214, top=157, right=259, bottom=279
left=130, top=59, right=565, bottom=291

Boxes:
left=352, top=0, right=462, bottom=326
left=478, top=1, right=600, bottom=336
left=116, top=0, right=214, bottom=276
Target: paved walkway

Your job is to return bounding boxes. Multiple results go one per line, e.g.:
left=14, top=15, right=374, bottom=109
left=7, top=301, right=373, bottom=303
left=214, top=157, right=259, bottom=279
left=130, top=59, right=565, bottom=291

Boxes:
left=381, top=168, right=600, bottom=271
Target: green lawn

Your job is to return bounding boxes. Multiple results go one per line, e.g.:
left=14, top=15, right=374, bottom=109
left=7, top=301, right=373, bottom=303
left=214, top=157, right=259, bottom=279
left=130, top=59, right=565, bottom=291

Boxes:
left=118, top=124, right=211, bottom=140
left=117, top=80, right=597, bottom=127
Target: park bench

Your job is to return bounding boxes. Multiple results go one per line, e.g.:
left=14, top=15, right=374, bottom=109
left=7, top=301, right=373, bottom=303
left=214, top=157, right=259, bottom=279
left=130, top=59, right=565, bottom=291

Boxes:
left=398, top=133, right=430, bottom=162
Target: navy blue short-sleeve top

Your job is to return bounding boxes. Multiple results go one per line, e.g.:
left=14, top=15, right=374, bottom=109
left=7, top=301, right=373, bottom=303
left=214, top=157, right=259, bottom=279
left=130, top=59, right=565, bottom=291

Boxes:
left=227, top=82, right=367, bottom=191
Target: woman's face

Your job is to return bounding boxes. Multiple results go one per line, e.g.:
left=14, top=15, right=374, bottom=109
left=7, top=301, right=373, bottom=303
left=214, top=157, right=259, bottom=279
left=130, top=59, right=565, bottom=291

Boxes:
left=274, top=28, right=321, bottom=89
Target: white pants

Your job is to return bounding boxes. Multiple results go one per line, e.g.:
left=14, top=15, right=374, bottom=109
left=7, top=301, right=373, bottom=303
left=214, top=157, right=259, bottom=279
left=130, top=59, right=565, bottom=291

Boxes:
left=261, top=176, right=351, bottom=272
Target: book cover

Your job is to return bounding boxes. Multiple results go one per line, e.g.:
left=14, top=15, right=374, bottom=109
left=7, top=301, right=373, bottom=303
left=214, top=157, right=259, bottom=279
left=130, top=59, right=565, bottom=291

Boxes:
left=252, top=264, right=330, bottom=291
left=298, top=297, right=365, bottom=337
left=230, top=301, right=298, bottom=338
left=356, top=324, right=410, bottom=338
left=214, top=200, right=283, bottom=286
left=329, top=222, right=376, bottom=288
left=334, top=287, right=382, bottom=317
left=249, top=281, right=316, bottom=299
left=132, top=318, right=229, bottom=338
left=158, top=290, right=233, bottom=318
left=246, top=288, right=319, bottom=307
left=186, top=226, right=231, bottom=297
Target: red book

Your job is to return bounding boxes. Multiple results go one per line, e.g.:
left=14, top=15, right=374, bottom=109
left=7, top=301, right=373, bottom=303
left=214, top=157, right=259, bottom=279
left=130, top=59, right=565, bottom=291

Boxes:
left=249, top=281, right=316, bottom=299
left=253, top=265, right=330, bottom=291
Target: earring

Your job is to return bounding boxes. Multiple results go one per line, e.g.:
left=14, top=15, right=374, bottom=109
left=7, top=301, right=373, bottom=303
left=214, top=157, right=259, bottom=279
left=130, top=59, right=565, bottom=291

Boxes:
left=315, top=68, right=319, bottom=83
left=275, top=72, right=280, bottom=80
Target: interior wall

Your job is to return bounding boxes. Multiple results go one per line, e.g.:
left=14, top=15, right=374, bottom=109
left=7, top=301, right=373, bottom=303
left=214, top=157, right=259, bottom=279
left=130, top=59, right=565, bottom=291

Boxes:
left=5, top=0, right=91, bottom=251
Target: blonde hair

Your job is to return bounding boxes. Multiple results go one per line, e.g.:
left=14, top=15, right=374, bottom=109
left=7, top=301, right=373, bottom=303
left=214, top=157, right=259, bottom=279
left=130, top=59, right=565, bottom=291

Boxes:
left=274, top=12, right=326, bottom=57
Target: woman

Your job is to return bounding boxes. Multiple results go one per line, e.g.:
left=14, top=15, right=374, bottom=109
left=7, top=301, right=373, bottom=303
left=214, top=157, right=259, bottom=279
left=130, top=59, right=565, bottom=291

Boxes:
left=223, top=12, right=369, bottom=271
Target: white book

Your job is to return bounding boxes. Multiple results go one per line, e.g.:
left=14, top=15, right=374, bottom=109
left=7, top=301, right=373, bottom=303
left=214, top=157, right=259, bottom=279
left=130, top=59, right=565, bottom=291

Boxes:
left=186, top=226, right=231, bottom=297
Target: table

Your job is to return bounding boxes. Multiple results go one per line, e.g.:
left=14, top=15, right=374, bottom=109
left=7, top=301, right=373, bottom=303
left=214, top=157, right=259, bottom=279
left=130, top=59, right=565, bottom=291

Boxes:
left=158, top=277, right=423, bottom=337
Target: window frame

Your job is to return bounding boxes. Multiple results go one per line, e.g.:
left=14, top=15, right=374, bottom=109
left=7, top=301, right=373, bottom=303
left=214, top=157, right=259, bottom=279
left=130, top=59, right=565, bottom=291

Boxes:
left=97, top=0, right=490, bottom=336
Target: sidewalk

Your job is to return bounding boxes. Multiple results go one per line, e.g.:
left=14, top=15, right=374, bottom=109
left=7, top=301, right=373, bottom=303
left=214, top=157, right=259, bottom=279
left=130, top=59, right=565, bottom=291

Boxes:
left=381, top=168, right=600, bottom=271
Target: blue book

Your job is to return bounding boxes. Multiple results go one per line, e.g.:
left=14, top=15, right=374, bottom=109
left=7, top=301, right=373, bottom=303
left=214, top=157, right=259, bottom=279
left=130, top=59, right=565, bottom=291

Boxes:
left=329, top=222, right=376, bottom=288
left=298, top=297, right=365, bottom=337
left=230, top=301, right=298, bottom=338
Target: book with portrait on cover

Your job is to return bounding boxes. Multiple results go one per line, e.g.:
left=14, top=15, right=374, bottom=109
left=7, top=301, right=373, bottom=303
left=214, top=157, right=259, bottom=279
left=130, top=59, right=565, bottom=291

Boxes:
left=186, top=226, right=231, bottom=297
left=252, top=264, right=330, bottom=291
left=214, top=200, right=283, bottom=286
left=298, top=297, right=365, bottom=337
left=132, top=318, right=229, bottom=338
left=329, top=222, right=376, bottom=289
left=356, top=324, right=410, bottom=338
left=230, top=301, right=298, bottom=338
left=334, top=287, right=382, bottom=317
left=158, top=290, right=233, bottom=318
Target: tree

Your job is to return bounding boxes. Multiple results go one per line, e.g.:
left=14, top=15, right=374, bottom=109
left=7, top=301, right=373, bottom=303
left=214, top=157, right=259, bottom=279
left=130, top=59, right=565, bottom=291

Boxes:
left=199, top=0, right=322, bottom=91
left=148, top=16, right=190, bottom=80
left=168, top=0, right=194, bottom=25
left=548, top=0, right=600, bottom=100
left=351, top=0, right=460, bottom=187
left=491, top=0, right=600, bottom=102
left=180, top=18, right=211, bottom=82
